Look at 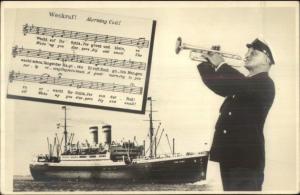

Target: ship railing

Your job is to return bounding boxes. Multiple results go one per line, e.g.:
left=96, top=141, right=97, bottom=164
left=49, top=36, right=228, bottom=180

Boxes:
left=60, top=152, right=111, bottom=161
left=184, top=151, right=209, bottom=156
left=133, top=151, right=208, bottom=163
left=133, top=153, right=181, bottom=161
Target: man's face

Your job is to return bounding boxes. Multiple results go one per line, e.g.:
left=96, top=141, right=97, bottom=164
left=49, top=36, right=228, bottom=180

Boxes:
left=244, top=48, right=268, bottom=69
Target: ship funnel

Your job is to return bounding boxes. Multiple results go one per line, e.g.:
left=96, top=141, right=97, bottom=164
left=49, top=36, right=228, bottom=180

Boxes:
left=89, top=126, right=98, bottom=145
left=102, top=125, right=111, bottom=145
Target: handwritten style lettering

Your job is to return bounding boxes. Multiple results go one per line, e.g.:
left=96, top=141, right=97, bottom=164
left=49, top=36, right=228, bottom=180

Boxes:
left=49, top=12, right=77, bottom=20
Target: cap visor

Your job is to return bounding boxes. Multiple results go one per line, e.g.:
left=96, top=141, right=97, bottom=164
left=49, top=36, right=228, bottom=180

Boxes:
left=246, top=43, right=253, bottom=48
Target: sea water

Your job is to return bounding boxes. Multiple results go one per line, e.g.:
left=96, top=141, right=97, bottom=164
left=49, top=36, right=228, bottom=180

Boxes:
left=13, top=175, right=213, bottom=192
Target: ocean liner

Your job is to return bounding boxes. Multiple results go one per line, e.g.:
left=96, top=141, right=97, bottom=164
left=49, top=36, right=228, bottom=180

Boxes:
left=30, top=97, right=209, bottom=183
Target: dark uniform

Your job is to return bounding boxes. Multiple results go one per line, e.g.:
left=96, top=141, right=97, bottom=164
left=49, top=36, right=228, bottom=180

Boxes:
left=197, top=62, right=275, bottom=190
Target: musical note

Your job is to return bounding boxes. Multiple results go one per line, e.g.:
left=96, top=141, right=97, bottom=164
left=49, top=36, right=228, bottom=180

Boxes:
left=136, top=38, right=146, bottom=48
left=46, top=52, right=52, bottom=59
left=70, top=53, right=76, bottom=62
left=112, top=84, right=125, bottom=93
left=41, top=27, right=46, bottom=35
left=116, top=37, right=122, bottom=44
left=51, top=30, right=57, bottom=38
left=37, top=49, right=42, bottom=56
left=35, top=26, right=40, bottom=34
left=72, top=31, right=79, bottom=39
left=88, top=82, right=94, bottom=89
left=61, top=30, right=65, bottom=38
left=69, top=80, right=75, bottom=87
left=8, top=72, right=143, bottom=95
left=94, top=35, right=98, bottom=43
left=39, top=73, right=50, bottom=84
left=23, top=24, right=150, bottom=48
left=56, top=53, right=62, bottom=61
left=84, top=34, right=89, bottom=41
left=76, top=81, right=83, bottom=89
left=12, top=46, right=146, bottom=70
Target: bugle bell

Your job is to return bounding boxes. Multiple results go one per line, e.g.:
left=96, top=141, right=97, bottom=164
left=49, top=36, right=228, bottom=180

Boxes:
left=175, top=37, right=243, bottom=62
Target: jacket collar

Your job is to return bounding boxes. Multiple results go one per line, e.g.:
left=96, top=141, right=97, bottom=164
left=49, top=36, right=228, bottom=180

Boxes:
left=247, top=71, right=269, bottom=79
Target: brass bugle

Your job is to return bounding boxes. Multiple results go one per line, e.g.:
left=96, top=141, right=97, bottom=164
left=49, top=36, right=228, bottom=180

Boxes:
left=175, top=37, right=243, bottom=62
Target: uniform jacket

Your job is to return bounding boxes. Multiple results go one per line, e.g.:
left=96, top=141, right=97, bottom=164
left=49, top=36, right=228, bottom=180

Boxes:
left=197, top=62, right=275, bottom=168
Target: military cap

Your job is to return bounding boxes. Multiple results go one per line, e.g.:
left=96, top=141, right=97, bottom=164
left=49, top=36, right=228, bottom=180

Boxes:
left=246, top=38, right=275, bottom=65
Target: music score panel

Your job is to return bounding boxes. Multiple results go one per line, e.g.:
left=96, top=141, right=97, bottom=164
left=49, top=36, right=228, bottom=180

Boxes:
left=23, top=24, right=150, bottom=49
left=7, top=9, right=156, bottom=113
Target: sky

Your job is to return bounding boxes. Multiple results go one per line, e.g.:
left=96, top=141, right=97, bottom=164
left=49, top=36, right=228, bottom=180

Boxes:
left=2, top=1, right=299, bottom=192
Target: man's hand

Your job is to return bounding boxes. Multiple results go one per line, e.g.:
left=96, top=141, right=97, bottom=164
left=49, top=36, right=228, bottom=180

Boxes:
left=202, top=52, right=225, bottom=68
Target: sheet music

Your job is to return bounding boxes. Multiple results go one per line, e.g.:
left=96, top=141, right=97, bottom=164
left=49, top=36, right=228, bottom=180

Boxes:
left=7, top=9, right=156, bottom=113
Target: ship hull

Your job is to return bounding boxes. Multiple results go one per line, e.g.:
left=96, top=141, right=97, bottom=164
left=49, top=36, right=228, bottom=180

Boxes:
left=30, top=155, right=208, bottom=183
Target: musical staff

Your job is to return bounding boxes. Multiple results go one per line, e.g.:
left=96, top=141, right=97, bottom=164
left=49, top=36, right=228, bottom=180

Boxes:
left=12, top=46, right=146, bottom=70
left=9, top=71, right=143, bottom=95
left=23, top=24, right=149, bottom=49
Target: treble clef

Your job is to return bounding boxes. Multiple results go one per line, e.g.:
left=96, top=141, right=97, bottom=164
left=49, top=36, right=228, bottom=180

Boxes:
left=9, top=71, right=15, bottom=83
left=12, top=46, right=18, bottom=58
left=23, top=24, right=29, bottom=36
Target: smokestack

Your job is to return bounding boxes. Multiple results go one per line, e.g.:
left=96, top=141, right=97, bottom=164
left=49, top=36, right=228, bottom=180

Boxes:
left=89, top=126, right=98, bottom=145
left=102, top=125, right=111, bottom=145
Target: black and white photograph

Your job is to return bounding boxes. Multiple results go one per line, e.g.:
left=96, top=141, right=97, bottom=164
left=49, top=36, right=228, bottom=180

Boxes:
left=1, top=1, right=299, bottom=194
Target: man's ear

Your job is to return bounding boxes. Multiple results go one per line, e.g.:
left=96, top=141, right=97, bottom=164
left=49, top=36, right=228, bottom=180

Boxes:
left=265, top=55, right=271, bottom=65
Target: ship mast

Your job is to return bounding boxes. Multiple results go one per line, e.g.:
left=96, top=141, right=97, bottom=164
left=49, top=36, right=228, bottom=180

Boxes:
left=149, top=97, right=154, bottom=158
left=62, top=106, right=68, bottom=152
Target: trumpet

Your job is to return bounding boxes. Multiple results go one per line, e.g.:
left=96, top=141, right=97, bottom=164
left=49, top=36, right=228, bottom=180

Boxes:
left=175, top=37, right=243, bottom=62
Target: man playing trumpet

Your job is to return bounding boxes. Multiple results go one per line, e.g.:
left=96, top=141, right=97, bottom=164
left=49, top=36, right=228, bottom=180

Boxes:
left=197, top=38, right=275, bottom=191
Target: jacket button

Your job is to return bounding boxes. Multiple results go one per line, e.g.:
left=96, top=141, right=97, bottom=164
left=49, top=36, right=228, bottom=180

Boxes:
left=223, top=130, right=227, bottom=134
left=228, top=112, right=232, bottom=116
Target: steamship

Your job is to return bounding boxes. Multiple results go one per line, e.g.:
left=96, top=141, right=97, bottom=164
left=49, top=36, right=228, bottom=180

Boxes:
left=30, top=98, right=209, bottom=183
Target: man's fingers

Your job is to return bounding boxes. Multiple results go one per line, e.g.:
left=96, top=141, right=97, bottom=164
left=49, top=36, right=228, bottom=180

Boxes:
left=201, top=54, right=211, bottom=63
left=207, top=51, right=214, bottom=56
left=201, top=53, right=210, bottom=59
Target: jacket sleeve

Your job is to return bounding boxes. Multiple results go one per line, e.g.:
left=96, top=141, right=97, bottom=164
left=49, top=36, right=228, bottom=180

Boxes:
left=197, top=62, right=247, bottom=97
